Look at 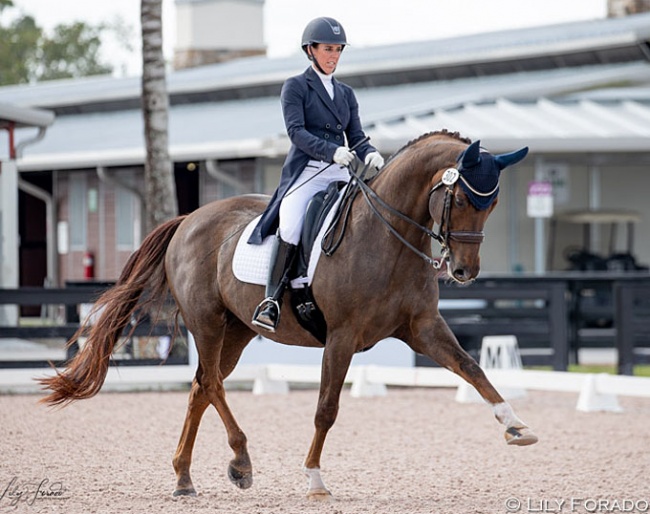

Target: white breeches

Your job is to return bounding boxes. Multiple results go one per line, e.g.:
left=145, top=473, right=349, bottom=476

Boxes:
left=278, top=160, right=350, bottom=245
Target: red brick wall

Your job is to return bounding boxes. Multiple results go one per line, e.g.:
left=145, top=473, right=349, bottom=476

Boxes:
left=57, top=170, right=135, bottom=285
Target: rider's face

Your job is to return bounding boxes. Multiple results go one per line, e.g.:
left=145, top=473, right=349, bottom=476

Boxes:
left=309, top=44, right=343, bottom=75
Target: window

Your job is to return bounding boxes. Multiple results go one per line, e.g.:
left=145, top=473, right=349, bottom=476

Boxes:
left=68, top=174, right=87, bottom=250
left=116, top=185, right=138, bottom=250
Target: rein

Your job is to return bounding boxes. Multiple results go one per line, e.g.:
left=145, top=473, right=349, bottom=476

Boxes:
left=323, top=162, right=486, bottom=269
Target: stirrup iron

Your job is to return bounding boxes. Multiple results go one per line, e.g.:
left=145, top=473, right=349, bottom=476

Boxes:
left=252, top=298, right=281, bottom=332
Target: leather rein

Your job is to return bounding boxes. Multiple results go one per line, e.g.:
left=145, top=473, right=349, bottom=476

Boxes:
left=333, top=163, right=488, bottom=270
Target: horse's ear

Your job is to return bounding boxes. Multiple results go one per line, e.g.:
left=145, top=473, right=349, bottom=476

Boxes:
left=461, top=140, right=481, bottom=168
left=495, top=147, right=529, bottom=170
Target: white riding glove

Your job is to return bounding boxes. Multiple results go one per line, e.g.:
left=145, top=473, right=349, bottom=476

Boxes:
left=333, top=146, right=355, bottom=166
left=364, top=151, right=384, bottom=169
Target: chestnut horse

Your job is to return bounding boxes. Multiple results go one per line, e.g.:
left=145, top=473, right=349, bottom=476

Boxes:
left=39, top=130, right=537, bottom=500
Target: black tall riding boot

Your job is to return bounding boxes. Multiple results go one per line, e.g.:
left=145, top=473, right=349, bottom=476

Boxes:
left=251, top=235, right=297, bottom=332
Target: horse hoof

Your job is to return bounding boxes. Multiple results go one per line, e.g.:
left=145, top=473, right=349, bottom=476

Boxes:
left=172, top=487, right=197, bottom=497
left=228, top=464, right=253, bottom=489
left=505, top=426, right=538, bottom=446
left=307, top=488, right=333, bottom=502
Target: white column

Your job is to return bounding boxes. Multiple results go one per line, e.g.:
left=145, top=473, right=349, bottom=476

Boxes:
left=0, top=159, right=19, bottom=325
left=533, top=158, right=546, bottom=274
left=588, top=165, right=601, bottom=253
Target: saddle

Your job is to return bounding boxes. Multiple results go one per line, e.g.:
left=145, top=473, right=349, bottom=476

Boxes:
left=290, top=180, right=348, bottom=344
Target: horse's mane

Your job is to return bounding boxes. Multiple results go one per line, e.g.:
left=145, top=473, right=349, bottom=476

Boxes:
left=382, top=129, right=472, bottom=169
left=396, top=128, right=471, bottom=157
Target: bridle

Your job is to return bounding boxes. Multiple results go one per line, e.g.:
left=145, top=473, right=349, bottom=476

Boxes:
left=327, top=163, right=492, bottom=270
left=429, top=167, right=491, bottom=262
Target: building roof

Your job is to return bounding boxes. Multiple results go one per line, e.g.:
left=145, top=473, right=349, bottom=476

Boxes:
left=0, top=103, right=54, bottom=129
left=2, top=13, right=650, bottom=169
left=4, top=12, right=650, bottom=112
left=175, top=0, right=264, bottom=4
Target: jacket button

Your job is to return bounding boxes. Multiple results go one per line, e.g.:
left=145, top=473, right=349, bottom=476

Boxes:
left=335, top=135, right=341, bottom=140
left=324, top=134, right=329, bottom=139
left=336, top=124, right=342, bottom=129
left=325, top=123, right=331, bottom=129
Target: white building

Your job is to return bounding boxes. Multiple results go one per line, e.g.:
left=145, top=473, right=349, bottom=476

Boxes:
left=1, top=11, right=650, bottom=287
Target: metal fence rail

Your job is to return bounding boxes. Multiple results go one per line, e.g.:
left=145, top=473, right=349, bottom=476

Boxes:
left=2, top=273, right=650, bottom=374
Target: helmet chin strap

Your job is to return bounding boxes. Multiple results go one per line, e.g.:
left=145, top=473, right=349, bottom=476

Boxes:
left=307, top=45, right=333, bottom=75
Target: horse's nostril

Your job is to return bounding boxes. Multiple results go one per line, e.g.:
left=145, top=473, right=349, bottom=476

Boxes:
left=453, top=268, right=468, bottom=281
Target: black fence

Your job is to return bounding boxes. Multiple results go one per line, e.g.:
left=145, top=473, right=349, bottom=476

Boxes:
left=430, top=272, right=650, bottom=374
left=614, top=282, right=650, bottom=375
left=434, top=278, right=568, bottom=370
left=0, top=282, right=187, bottom=369
left=1, top=273, right=650, bottom=374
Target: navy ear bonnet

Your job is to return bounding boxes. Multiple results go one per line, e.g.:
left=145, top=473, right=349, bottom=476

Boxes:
left=456, top=140, right=529, bottom=210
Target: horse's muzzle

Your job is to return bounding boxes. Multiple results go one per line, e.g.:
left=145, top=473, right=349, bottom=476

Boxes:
left=449, top=266, right=478, bottom=283
left=445, top=230, right=484, bottom=282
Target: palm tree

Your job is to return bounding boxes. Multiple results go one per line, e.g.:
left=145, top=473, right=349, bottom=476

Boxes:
left=140, top=0, right=177, bottom=234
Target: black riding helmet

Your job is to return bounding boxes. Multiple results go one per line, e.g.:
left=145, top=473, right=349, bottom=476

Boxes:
left=301, top=17, right=347, bottom=58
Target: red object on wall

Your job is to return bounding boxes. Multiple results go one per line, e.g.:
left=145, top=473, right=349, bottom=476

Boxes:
left=82, top=251, right=95, bottom=279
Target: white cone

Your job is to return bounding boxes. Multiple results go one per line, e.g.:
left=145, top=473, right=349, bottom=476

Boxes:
left=456, top=335, right=526, bottom=404
left=252, top=367, right=289, bottom=395
left=455, top=381, right=485, bottom=403
left=576, top=374, right=622, bottom=413
left=350, top=366, right=387, bottom=398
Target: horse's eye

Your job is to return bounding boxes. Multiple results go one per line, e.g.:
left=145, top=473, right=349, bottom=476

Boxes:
left=454, top=193, right=467, bottom=208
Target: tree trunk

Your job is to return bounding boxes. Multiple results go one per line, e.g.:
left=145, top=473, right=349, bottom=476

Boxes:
left=141, top=0, right=177, bottom=234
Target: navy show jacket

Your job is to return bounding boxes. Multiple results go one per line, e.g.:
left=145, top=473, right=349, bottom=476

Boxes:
left=248, top=66, right=376, bottom=244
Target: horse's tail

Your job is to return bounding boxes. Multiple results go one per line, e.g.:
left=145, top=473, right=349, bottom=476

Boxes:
left=38, top=215, right=187, bottom=407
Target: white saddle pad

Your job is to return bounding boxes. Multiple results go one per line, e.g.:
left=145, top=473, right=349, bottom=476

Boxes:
left=232, top=190, right=345, bottom=288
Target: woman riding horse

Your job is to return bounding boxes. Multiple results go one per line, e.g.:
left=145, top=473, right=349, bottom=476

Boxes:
left=249, top=17, right=384, bottom=332
left=39, top=130, right=536, bottom=500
